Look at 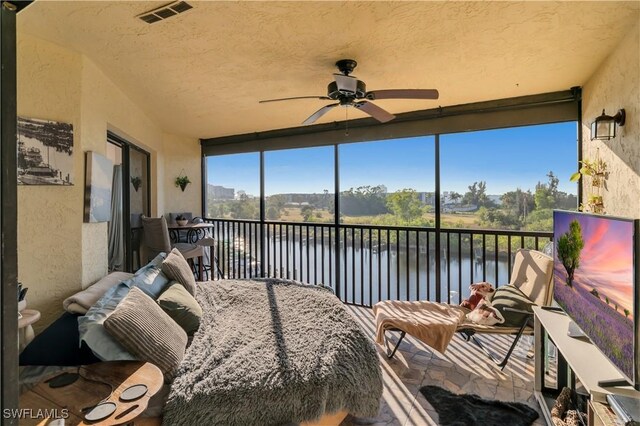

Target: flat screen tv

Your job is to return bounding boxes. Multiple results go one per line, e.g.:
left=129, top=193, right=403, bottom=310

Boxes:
left=553, top=210, right=639, bottom=389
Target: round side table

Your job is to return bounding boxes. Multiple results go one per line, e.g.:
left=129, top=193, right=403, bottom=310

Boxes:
left=18, top=309, right=40, bottom=352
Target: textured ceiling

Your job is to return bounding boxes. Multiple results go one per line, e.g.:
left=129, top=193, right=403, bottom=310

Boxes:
left=18, top=1, right=640, bottom=139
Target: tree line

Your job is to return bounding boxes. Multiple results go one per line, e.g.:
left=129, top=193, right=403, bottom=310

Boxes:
left=207, top=170, right=576, bottom=231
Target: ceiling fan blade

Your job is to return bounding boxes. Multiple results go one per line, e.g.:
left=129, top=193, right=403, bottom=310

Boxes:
left=366, top=89, right=439, bottom=100
left=259, top=95, right=331, bottom=104
left=303, top=103, right=340, bottom=125
left=333, top=74, right=358, bottom=94
left=353, top=101, right=395, bottom=123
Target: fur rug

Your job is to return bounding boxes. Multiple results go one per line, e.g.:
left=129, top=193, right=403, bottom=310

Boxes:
left=162, top=279, right=383, bottom=426
left=420, top=385, right=539, bottom=426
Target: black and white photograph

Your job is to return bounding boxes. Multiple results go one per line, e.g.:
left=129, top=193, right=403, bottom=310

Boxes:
left=17, top=116, right=74, bottom=185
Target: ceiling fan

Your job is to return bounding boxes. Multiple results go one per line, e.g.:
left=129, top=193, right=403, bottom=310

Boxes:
left=259, top=59, right=439, bottom=125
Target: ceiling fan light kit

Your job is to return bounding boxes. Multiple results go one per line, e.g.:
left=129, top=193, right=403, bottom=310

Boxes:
left=260, top=59, right=439, bottom=125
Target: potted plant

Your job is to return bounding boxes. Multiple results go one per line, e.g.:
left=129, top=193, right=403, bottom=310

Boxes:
left=570, top=157, right=608, bottom=187
left=130, top=176, right=142, bottom=192
left=571, top=151, right=608, bottom=214
left=175, top=175, right=191, bottom=192
left=587, top=195, right=605, bottom=214
left=175, top=214, right=189, bottom=226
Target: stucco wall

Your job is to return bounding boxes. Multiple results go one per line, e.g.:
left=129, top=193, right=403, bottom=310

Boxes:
left=163, top=133, right=202, bottom=217
left=582, top=22, right=640, bottom=218
left=17, top=34, right=200, bottom=330
left=17, top=35, right=84, bottom=332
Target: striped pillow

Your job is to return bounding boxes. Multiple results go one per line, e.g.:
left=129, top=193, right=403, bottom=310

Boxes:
left=104, top=287, right=187, bottom=378
left=162, top=248, right=197, bottom=296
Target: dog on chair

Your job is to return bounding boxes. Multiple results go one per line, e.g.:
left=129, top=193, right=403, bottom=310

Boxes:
left=460, top=282, right=495, bottom=310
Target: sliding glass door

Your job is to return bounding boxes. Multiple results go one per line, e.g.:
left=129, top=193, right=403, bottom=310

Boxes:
left=106, top=132, right=150, bottom=272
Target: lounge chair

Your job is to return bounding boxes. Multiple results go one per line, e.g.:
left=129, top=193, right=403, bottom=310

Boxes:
left=375, top=249, right=553, bottom=369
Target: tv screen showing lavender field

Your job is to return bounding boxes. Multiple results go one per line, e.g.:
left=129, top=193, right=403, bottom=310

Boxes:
left=553, top=211, right=635, bottom=382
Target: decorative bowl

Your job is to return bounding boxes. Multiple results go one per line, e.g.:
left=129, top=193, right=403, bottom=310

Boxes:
left=176, top=219, right=188, bottom=226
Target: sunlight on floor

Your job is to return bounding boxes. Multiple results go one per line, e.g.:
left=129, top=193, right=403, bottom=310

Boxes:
left=341, top=305, right=547, bottom=426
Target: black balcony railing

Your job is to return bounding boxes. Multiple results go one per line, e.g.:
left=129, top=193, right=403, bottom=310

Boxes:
left=205, top=218, right=552, bottom=307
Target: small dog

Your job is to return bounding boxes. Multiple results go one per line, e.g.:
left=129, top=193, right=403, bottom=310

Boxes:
left=460, top=282, right=495, bottom=310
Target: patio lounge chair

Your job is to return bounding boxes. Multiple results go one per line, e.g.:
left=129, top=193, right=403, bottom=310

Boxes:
left=375, top=249, right=554, bottom=369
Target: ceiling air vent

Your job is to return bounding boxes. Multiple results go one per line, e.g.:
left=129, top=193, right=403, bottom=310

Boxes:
left=137, top=1, right=193, bottom=24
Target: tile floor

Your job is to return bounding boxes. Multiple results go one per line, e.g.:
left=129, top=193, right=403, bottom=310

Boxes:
left=341, top=305, right=547, bottom=426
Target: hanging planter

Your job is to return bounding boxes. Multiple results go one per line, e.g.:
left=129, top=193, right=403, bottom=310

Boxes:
left=175, top=171, right=191, bottom=192
left=569, top=157, right=608, bottom=187
left=130, top=176, right=142, bottom=192
left=570, top=148, right=608, bottom=214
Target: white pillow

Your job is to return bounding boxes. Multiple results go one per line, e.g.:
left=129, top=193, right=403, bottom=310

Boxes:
left=466, top=299, right=505, bottom=326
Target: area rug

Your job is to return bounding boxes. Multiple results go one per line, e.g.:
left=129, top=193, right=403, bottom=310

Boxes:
left=419, top=385, right=539, bottom=426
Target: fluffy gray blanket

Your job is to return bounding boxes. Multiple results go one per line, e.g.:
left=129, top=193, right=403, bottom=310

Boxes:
left=162, top=279, right=383, bottom=426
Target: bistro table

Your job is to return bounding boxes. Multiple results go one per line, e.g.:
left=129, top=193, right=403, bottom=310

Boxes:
left=166, top=222, right=213, bottom=244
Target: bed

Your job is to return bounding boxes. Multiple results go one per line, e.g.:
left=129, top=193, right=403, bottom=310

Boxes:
left=20, top=276, right=383, bottom=425
left=162, top=278, right=383, bottom=426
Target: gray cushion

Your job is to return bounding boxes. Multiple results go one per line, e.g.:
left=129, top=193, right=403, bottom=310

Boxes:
left=157, top=281, right=202, bottom=335
left=162, top=248, right=197, bottom=296
left=490, top=285, right=534, bottom=327
left=104, top=287, right=187, bottom=378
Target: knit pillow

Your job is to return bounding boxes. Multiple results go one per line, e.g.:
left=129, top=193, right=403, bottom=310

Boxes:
left=490, top=285, right=534, bottom=327
left=162, top=249, right=197, bottom=296
left=157, top=281, right=203, bottom=335
left=104, top=287, right=187, bottom=378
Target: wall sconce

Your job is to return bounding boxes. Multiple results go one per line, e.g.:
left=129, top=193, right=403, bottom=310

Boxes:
left=591, top=109, right=625, bottom=140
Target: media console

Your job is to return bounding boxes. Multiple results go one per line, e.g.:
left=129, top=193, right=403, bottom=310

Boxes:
left=533, top=307, right=640, bottom=426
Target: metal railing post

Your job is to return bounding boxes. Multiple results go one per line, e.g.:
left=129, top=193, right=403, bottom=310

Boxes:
left=260, top=151, right=266, bottom=277
left=434, top=135, right=442, bottom=302
left=334, top=145, right=341, bottom=299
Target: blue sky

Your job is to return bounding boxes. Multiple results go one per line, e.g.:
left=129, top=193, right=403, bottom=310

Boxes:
left=207, top=121, right=578, bottom=196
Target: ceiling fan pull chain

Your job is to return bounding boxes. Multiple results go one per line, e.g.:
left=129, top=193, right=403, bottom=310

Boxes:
left=345, top=107, right=349, bottom=136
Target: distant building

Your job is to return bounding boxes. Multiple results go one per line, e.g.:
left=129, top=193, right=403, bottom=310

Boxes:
left=210, top=185, right=234, bottom=200
left=417, top=192, right=435, bottom=205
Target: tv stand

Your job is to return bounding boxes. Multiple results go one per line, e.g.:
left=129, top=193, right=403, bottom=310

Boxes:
left=533, top=307, right=640, bottom=426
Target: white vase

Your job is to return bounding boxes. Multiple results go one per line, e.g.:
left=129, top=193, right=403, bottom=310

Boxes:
left=18, top=299, right=26, bottom=312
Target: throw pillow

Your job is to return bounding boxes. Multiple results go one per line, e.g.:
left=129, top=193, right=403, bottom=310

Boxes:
left=490, top=285, right=534, bottom=327
left=157, top=281, right=203, bottom=335
left=126, top=253, right=170, bottom=299
left=162, top=248, right=197, bottom=296
left=104, top=287, right=188, bottom=378
left=77, top=282, right=137, bottom=361
left=77, top=254, right=168, bottom=361
left=466, top=299, right=505, bottom=326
